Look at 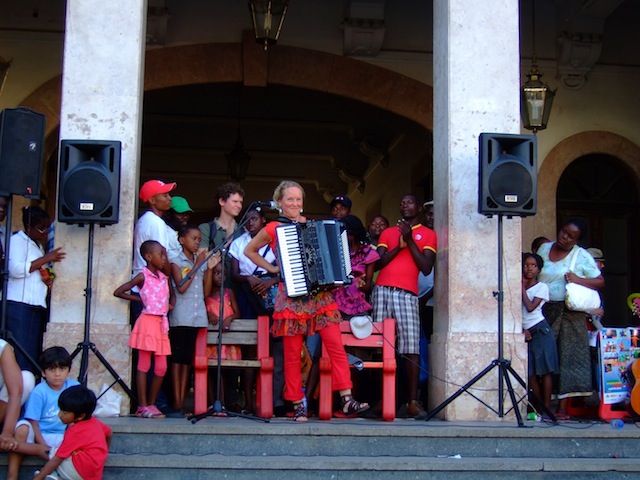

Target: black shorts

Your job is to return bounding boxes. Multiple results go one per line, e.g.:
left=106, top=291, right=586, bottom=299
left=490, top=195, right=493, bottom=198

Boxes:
left=169, top=326, right=200, bottom=365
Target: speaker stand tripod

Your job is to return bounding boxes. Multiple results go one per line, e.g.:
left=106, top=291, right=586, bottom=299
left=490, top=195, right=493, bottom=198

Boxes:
left=70, top=222, right=134, bottom=401
left=425, top=214, right=556, bottom=426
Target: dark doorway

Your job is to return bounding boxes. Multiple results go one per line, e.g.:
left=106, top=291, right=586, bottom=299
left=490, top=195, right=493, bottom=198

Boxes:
left=557, top=154, right=640, bottom=327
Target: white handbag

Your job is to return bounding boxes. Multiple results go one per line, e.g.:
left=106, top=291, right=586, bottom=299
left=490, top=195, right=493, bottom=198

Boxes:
left=564, top=247, right=601, bottom=312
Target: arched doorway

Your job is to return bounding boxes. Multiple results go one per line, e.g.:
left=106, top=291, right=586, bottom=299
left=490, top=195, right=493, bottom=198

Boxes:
left=557, top=154, right=640, bottom=326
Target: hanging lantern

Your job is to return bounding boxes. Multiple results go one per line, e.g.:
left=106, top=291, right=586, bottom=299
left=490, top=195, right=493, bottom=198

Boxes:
left=521, top=63, right=556, bottom=133
left=226, top=129, right=252, bottom=181
left=249, top=0, right=289, bottom=51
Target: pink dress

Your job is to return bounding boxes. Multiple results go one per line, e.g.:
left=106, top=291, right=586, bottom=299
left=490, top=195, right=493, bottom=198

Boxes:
left=128, top=267, right=172, bottom=355
left=333, top=244, right=380, bottom=315
left=205, top=291, right=242, bottom=360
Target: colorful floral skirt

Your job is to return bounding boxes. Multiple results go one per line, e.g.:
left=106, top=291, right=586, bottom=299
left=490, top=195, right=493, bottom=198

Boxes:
left=206, top=345, right=242, bottom=361
left=271, top=284, right=342, bottom=337
left=542, top=301, right=593, bottom=399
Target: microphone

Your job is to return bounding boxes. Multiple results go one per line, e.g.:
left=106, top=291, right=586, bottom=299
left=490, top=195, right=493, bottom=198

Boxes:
left=256, top=200, right=279, bottom=210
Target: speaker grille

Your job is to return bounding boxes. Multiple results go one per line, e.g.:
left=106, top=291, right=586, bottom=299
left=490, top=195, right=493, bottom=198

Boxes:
left=487, top=155, right=533, bottom=208
left=62, top=165, right=112, bottom=216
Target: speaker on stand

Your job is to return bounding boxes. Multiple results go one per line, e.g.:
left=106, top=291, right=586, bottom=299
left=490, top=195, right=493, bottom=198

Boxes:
left=57, top=139, right=133, bottom=401
left=58, top=140, right=121, bottom=225
left=478, top=133, right=537, bottom=217
left=426, top=133, right=555, bottom=425
left=0, top=107, right=45, bottom=199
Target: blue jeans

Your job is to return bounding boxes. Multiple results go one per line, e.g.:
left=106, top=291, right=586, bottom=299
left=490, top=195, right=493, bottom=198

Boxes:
left=5, top=300, right=46, bottom=373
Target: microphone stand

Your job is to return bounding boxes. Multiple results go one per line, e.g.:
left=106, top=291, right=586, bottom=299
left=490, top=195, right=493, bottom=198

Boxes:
left=188, top=203, right=270, bottom=423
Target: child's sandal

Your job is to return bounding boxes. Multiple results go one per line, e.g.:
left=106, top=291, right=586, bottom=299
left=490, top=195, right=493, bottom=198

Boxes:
left=139, top=405, right=165, bottom=419
left=340, top=394, right=369, bottom=416
left=292, top=401, right=308, bottom=422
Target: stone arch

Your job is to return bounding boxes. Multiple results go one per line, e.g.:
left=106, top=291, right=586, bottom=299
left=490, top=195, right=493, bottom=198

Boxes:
left=530, top=131, right=640, bottom=241
left=19, top=43, right=433, bottom=217
left=21, top=42, right=433, bottom=151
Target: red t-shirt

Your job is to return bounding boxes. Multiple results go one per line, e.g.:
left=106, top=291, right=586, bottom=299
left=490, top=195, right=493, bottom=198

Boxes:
left=55, top=417, right=111, bottom=480
left=376, top=224, right=437, bottom=295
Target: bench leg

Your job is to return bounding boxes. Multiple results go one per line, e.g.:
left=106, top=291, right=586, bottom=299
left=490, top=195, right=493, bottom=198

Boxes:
left=256, top=358, right=274, bottom=419
left=318, top=357, right=333, bottom=420
left=382, top=360, right=396, bottom=421
left=193, top=328, right=208, bottom=415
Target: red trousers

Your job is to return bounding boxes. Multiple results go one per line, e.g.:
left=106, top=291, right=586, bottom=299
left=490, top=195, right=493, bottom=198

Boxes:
left=283, top=322, right=352, bottom=402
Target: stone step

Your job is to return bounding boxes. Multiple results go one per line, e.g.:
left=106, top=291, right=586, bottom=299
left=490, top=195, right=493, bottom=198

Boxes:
left=92, top=455, right=640, bottom=480
left=5, top=454, right=640, bottom=480
left=2, top=416, right=639, bottom=479
left=107, top=416, right=640, bottom=459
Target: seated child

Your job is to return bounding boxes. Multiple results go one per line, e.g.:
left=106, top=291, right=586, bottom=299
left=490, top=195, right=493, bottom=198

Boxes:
left=205, top=262, right=241, bottom=409
left=33, top=385, right=112, bottom=480
left=0, top=338, right=35, bottom=453
left=8, top=346, right=79, bottom=480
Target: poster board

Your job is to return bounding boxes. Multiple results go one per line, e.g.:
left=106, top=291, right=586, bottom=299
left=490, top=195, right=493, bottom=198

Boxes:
left=599, top=328, right=640, bottom=406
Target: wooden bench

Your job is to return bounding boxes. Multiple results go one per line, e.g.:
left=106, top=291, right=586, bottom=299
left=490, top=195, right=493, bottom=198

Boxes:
left=318, top=318, right=396, bottom=421
left=193, top=315, right=274, bottom=419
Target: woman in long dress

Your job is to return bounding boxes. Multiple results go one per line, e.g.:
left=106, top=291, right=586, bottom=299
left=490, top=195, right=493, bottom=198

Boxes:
left=537, top=219, right=604, bottom=419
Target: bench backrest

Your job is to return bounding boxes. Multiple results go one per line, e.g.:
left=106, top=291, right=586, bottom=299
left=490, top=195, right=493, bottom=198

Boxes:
left=206, top=319, right=260, bottom=346
left=202, top=315, right=271, bottom=360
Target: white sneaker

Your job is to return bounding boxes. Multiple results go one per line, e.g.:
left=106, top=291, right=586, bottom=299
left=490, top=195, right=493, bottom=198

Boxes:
left=34, top=470, right=59, bottom=479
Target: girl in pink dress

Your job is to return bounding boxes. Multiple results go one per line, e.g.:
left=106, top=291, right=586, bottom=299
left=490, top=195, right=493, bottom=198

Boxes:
left=205, top=262, right=241, bottom=361
left=332, top=215, right=380, bottom=317
left=205, top=262, right=241, bottom=410
left=114, top=240, right=174, bottom=418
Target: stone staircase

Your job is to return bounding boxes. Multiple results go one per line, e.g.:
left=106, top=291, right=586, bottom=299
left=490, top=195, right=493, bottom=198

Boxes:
left=2, top=416, right=640, bottom=479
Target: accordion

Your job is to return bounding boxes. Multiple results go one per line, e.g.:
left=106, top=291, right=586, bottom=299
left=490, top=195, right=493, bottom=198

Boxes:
left=275, top=220, right=352, bottom=297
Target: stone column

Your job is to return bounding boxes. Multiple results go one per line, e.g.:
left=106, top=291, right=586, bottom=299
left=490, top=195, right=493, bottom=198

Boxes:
left=430, top=0, right=527, bottom=420
left=46, top=0, right=147, bottom=412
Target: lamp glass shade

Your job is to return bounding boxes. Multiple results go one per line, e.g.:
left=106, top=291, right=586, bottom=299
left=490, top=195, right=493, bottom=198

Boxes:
left=249, top=0, right=288, bottom=50
left=226, top=135, right=252, bottom=181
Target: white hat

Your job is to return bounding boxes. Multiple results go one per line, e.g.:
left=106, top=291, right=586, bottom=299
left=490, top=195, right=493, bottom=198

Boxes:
left=349, top=315, right=373, bottom=340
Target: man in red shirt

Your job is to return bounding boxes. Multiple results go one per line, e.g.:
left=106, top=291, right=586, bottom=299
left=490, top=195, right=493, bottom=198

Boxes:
left=372, top=194, right=436, bottom=419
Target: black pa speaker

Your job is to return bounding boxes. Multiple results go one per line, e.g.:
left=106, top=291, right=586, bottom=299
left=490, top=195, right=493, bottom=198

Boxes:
left=0, top=107, right=45, bottom=199
left=58, top=140, right=121, bottom=225
left=478, top=133, right=537, bottom=217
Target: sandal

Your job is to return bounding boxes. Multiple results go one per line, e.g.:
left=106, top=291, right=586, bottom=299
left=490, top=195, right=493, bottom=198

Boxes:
left=139, top=405, right=165, bottom=419
left=292, top=401, right=308, bottom=422
left=340, top=394, right=370, bottom=416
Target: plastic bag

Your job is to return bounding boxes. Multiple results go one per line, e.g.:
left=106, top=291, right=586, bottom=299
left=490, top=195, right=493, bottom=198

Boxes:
left=94, top=383, right=122, bottom=417
left=565, top=283, right=601, bottom=312
left=564, top=247, right=601, bottom=312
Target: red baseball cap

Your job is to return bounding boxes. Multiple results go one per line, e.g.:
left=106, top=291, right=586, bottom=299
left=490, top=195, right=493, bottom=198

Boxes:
left=139, top=180, right=176, bottom=202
